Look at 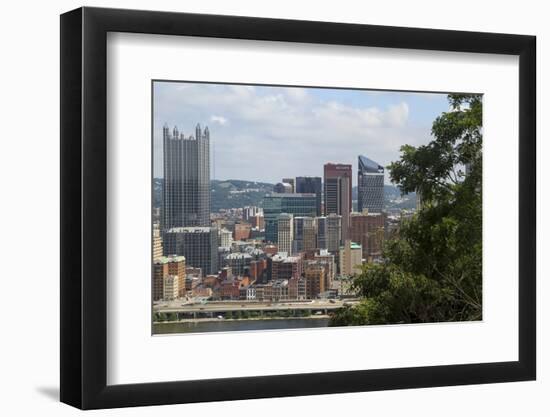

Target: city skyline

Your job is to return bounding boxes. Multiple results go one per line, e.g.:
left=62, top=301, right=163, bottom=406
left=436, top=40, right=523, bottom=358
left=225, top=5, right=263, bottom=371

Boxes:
left=152, top=82, right=482, bottom=334
left=153, top=81, right=450, bottom=184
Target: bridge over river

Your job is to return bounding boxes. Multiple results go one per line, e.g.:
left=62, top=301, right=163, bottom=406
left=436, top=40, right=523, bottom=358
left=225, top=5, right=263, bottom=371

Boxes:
left=153, top=299, right=356, bottom=320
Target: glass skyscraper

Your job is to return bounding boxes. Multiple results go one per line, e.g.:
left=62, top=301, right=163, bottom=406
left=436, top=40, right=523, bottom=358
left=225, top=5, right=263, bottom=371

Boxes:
left=263, top=193, right=317, bottom=244
left=357, top=155, right=384, bottom=214
left=162, top=123, right=210, bottom=231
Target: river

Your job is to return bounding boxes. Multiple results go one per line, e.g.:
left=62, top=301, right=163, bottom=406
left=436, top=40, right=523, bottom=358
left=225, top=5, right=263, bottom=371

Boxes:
left=154, top=318, right=331, bottom=334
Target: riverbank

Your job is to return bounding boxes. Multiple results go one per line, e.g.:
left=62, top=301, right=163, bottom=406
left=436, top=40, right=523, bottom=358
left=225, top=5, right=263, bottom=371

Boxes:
left=153, top=317, right=331, bottom=334
left=154, top=314, right=330, bottom=325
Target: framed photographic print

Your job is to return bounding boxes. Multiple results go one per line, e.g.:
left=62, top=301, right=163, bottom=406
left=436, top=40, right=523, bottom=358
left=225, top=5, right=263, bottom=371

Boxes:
left=60, top=6, right=536, bottom=410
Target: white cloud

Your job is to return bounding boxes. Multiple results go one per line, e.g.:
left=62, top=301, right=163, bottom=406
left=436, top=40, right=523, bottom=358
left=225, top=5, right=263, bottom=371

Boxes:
left=387, top=102, right=409, bottom=126
left=283, top=87, right=310, bottom=103
left=210, top=115, right=228, bottom=125
left=153, top=82, right=442, bottom=183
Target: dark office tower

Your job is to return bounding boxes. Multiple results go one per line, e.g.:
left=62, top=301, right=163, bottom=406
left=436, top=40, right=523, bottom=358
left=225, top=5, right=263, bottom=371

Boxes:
left=292, top=216, right=316, bottom=254
left=323, top=163, right=352, bottom=241
left=163, top=226, right=219, bottom=275
left=326, top=214, right=342, bottom=255
left=295, top=176, right=322, bottom=216
left=162, top=123, right=210, bottom=232
left=316, top=216, right=328, bottom=250
left=357, top=155, right=384, bottom=214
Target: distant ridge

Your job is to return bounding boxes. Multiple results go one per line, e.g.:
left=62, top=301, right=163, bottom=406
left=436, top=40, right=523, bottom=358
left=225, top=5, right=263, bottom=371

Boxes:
left=153, top=178, right=416, bottom=211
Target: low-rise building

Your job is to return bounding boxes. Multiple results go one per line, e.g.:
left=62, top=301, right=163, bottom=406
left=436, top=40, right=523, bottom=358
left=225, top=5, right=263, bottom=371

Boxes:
left=163, top=275, right=179, bottom=301
left=153, top=255, right=186, bottom=301
left=339, top=240, right=363, bottom=276
left=270, top=253, right=303, bottom=281
left=185, top=275, right=200, bottom=291
left=304, top=264, right=326, bottom=299
left=203, top=274, right=220, bottom=288
left=263, top=245, right=278, bottom=256
left=255, top=284, right=266, bottom=301
left=314, top=249, right=336, bottom=289
left=220, top=280, right=240, bottom=300
left=225, top=252, right=252, bottom=277
left=238, top=284, right=257, bottom=300
left=249, top=259, right=268, bottom=282
left=191, top=286, right=213, bottom=298
left=234, top=222, right=252, bottom=241
left=271, top=279, right=289, bottom=301
left=245, top=286, right=256, bottom=300
left=288, top=277, right=307, bottom=300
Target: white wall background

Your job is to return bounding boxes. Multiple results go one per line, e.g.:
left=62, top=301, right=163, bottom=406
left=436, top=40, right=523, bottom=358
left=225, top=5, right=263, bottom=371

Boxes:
left=0, top=0, right=546, bottom=415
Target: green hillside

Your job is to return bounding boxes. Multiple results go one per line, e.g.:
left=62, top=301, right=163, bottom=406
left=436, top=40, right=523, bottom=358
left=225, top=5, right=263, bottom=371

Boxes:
left=153, top=178, right=416, bottom=211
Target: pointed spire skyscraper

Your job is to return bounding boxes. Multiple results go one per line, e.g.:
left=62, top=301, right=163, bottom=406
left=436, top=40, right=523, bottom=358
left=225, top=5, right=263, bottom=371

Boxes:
left=357, top=155, right=384, bottom=214
left=161, top=124, right=211, bottom=231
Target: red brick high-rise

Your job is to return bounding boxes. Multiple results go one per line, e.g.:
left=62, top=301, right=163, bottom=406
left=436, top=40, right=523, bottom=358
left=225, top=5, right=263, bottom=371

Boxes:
left=324, top=163, right=352, bottom=241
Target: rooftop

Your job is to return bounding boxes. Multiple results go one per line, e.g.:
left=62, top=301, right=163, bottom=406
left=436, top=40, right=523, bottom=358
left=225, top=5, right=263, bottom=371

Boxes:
left=340, top=242, right=362, bottom=250
left=266, top=193, right=316, bottom=198
left=154, top=255, right=185, bottom=264
left=167, top=227, right=214, bottom=233
left=226, top=253, right=253, bottom=260
left=270, top=253, right=301, bottom=263
left=359, top=155, right=384, bottom=173
left=350, top=210, right=385, bottom=217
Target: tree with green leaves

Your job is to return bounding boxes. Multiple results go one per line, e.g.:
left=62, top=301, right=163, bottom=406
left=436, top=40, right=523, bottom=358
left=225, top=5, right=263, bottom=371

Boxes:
left=330, top=94, right=482, bottom=326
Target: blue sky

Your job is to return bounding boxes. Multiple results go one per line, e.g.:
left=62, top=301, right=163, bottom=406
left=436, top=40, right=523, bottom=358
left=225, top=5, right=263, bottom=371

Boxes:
left=153, top=81, right=450, bottom=184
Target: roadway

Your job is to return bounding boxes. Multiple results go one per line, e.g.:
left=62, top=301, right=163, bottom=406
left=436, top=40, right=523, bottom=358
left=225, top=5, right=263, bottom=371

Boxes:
left=153, top=299, right=357, bottom=313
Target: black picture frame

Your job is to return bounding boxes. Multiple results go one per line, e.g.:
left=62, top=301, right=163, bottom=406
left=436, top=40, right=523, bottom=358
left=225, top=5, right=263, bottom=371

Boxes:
left=60, top=6, right=536, bottom=410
